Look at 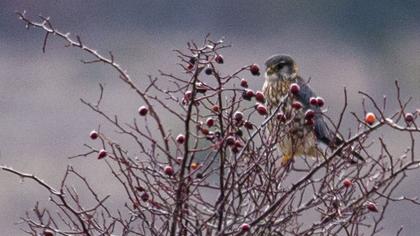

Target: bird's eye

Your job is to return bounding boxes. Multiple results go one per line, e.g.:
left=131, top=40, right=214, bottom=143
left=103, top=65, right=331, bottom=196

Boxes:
left=276, top=63, right=285, bottom=70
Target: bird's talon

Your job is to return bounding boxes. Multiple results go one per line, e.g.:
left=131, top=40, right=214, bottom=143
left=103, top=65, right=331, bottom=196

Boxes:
left=281, top=154, right=293, bottom=166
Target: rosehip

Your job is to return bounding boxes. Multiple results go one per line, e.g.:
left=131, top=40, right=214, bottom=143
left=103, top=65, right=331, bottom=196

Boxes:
left=305, top=118, right=315, bottom=126
left=365, top=112, right=376, bottom=125
left=292, top=101, right=302, bottom=110
left=187, top=64, right=194, bottom=70
left=277, top=112, right=286, bottom=122
left=256, top=104, right=268, bottom=115
left=138, top=105, right=148, bottom=116
left=98, top=149, right=107, bottom=159
left=242, top=90, right=252, bottom=101
left=191, top=162, right=199, bottom=170
left=245, top=89, right=255, bottom=98
left=176, top=134, right=186, bottom=144
left=244, top=121, right=253, bottom=129
left=184, top=91, right=193, bottom=101
left=316, top=97, right=325, bottom=107
left=289, top=83, right=300, bottom=95
left=240, top=78, right=248, bottom=88
left=234, top=140, right=244, bottom=148
left=89, top=130, right=98, bottom=140
left=240, top=223, right=251, bottom=232
left=206, top=118, right=215, bottom=127
left=164, top=165, right=174, bottom=176
left=405, top=112, right=414, bottom=123
left=215, top=54, right=224, bottom=64
left=43, top=230, right=54, bottom=236
left=234, top=111, right=244, bottom=121
left=212, top=105, right=220, bottom=113
left=201, top=127, right=209, bottom=135
left=140, top=192, right=149, bottom=202
left=225, top=136, right=235, bottom=146
left=305, top=109, right=315, bottom=119
left=343, top=178, right=352, bottom=188
left=309, top=97, right=318, bottom=106
left=250, top=64, right=260, bottom=76
left=231, top=146, right=240, bottom=153
left=367, top=202, right=378, bottom=212
left=255, top=91, right=265, bottom=103
left=205, top=67, right=213, bottom=75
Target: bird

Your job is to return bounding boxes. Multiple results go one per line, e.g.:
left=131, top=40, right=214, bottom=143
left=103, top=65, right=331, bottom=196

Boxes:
left=262, top=54, right=363, bottom=165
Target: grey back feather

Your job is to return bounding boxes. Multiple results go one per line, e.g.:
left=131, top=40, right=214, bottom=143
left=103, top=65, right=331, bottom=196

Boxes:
left=295, top=77, right=334, bottom=146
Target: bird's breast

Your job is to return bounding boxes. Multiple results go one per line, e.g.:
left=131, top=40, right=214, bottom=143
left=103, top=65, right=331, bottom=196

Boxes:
left=262, top=80, right=292, bottom=107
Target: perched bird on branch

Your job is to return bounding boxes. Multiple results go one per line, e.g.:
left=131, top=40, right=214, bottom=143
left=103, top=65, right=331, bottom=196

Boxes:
left=262, top=54, right=363, bottom=165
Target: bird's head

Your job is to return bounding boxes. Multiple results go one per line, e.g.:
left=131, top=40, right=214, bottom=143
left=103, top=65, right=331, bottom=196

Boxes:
left=264, top=54, right=298, bottom=82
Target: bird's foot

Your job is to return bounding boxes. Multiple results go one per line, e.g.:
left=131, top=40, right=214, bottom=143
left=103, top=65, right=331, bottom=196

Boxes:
left=281, top=154, right=293, bottom=166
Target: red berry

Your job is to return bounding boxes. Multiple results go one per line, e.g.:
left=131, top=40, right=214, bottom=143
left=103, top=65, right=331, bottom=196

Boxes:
left=367, top=202, right=378, bottom=212
left=176, top=134, right=186, bottom=144
left=292, top=101, right=302, bottom=110
left=140, top=192, right=149, bottom=202
left=98, top=149, right=107, bottom=159
left=405, top=112, right=414, bottom=123
left=206, top=118, right=215, bottom=127
left=215, top=54, right=224, bottom=64
left=305, top=109, right=315, bottom=119
left=365, top=112, right=376, bottom=125
left=184, top=91, right=193, bottom=101
left=305, top=118, right=315, bottom=126
left=191, top=162, right=199, bottom=170
left=234, top=140, right=244, bottom=148
left=201, top=127, right=209, bottom=135
left=245, top=89, right=255, bottom=97
left=309, top=97, right=318, bottom=106
left=255, top=91, right=265, bottom=103
left=89, top=130, right=98, bottom=140
left=225, top=136, right=235, bottom=146
left=277, top=112, right=286, bottom=122
left=244, top=121, right=253, bottom=129
left=241, top=223, right=251, bottom=232
left=343, top=178, right=352, bottom=188
left=234, top=111, right=244, bottom=121
left=138, top=105, right=148, bottom=116
left=250, top=64, right=260, bottom=76
left=212, top=105, right=220, bottom=113
left=187, top=64, right=194, bottom=70
left=240, top=79, right=248, bottom=88
left=289, top=83, right=300, bottom=95
left=242, top=89, right=254, bottom=101
left=316, top=97, right=325, bottom=107
left=43, top=230, right=54, bottom=236
left=164, top=165, right=174, bottom=176
left=231, top=146, right=240, bottom=153
left=256, top=104, right=268, bottom=115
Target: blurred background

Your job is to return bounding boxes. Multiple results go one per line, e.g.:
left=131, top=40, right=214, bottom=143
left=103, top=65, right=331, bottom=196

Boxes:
left=1, top=0, right=419, bottom=235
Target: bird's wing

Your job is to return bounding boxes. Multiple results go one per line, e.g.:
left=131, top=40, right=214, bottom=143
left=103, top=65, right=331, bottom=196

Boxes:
left=295, top=77, right=334, bottom=146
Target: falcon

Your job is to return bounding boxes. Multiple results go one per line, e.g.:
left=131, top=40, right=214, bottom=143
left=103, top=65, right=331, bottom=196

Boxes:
left=262, top=54, right=363, bottom=165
